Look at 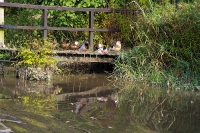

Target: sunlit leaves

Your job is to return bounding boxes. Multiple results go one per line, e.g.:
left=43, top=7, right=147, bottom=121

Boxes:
left=16, top=39, right=56, bottom=68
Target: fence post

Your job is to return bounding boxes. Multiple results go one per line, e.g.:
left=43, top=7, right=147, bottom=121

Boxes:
left=0, top=0, right=4, bottom=45
left=89, top=11, right=94, bottom=50
left=42, top=8, right=48, bottom=39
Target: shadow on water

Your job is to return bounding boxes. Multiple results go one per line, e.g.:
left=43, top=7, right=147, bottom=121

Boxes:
left=1, top=66, right=200, bottom=133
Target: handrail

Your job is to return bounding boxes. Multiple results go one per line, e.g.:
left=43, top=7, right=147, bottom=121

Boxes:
left=0, top=2, right=136, bottom=50
left=0, top=2, right=133, bottom=12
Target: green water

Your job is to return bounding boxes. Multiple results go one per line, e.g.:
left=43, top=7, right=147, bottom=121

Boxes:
left=1, top=67, right=200, bottom=133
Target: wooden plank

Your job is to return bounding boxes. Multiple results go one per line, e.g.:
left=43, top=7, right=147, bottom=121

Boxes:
left=42, top=9, right=47, bottom=38
left=53, top=55, right=115, bottom=63
left=0, top=48, right=17, bottom=51
left=0, top=25, right=44, bottom=30
left=0, top=48, right=118, bottom=57
left=0, top=0, right=4, bottom=45
left=47, top=27, right=119, bottom=32
left=0, top=25, right=119, bottom=32
left=89, top=11, right=94, bottom=50
left=53, top=50, right=118, bottom=56
left=0, top=2, right=136, bottom=13
left=0, top=48, right=118, bottom=63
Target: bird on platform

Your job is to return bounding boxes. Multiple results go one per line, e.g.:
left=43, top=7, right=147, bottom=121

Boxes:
left=95, top=43, right=103, bottom=51
left=95, top=43, right=103, bottom=54
left=78, top=41, right=89, bottom=53
left=109, top=41, right=121, bottom=52
left=60, top=38, right=70, bottom=50
left=70, top=41, right=80, bottom=50
left=103, top=46, right=109, bottom=54
left=95, top=45, right=108, bottom=54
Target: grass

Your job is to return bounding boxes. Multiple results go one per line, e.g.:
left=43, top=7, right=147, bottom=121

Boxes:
left=112, top=1, right=200, bottom=91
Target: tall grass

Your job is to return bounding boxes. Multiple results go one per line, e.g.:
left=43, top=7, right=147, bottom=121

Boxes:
left=113, top=2, right=200, bottom=90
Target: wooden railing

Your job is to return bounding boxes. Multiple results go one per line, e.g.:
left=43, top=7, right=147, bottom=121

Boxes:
left=0, top=2, right=136, bottom=50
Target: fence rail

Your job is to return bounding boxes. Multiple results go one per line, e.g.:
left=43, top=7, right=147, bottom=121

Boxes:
left=0, top=2, right=137, bottom=50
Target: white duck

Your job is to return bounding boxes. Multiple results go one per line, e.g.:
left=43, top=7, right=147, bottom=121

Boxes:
left=95, top=43, right=104, bottom=54
left=96, top=46, right=109, bottom=54
left=109, top=41, right=121, bottom=52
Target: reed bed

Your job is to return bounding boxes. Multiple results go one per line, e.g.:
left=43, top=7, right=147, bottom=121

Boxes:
left=112, top=1, right=200, bottom=91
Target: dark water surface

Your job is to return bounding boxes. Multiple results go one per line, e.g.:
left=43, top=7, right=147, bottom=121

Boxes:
left=1, top=67, right=200, bottom=133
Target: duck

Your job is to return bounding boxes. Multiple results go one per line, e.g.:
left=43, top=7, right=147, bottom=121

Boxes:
left=60, top=38, right=70, bottom=50
left=109, top=41, right=121, bottom=52
left=102, top=46, right=108, bottom=54
left=70, top=41, right=80, bottom=50
left=95, top=43, right=103, bottom=51
left=95, top=45, right=108, bottom=54
left=95, top=43, right=103, bottom=54
left=78, top=41, right=89, bottom=52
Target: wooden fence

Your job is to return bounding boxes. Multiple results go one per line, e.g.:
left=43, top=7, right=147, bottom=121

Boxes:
left=0, top=2, right=137, bottom=50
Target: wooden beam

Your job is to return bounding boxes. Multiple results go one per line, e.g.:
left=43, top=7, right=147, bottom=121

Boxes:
left=89, top=11, right=94, bottom=50
left=42, top=8, right=47, bottom=38
left=0, top=2, right=138, bottom=13
left=0, top=0, right=4, bottom=45
left=0, top=25, right=119, bottom=32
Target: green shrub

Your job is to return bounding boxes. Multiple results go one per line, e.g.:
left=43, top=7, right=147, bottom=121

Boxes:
left=16, top=38, right=56, bottom=68
left=15, top=38, right=61, bottom=80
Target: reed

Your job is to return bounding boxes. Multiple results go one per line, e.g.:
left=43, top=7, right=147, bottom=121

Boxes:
left=112, top=1, right=200, bottom=90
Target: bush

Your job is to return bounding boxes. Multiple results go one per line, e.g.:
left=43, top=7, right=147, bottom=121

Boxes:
left=16, top=38, right=60, bottom=80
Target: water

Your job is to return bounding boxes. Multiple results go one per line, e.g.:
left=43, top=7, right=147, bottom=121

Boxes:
left=1, top=67, right=200, bottom=133
left=0, top=67, right=128, bottom=133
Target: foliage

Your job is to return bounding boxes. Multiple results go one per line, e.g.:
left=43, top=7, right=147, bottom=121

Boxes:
left=16, top=38, right=56, bottom=68
left=15, top=38, right=62, bottom=80
left=113, top=2, right=200, bottom=90
left=4, top=0, right=116, bottom=46
left=0, top=51, right=10, bottom=60
left=3, top=0, right=137, bottom=48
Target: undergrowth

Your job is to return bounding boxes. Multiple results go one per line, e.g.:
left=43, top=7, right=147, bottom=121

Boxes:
left=113, top=2, right=200, bottom=91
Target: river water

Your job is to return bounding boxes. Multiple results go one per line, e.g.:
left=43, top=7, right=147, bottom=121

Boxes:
left=1, top=67, right=200, bottom=133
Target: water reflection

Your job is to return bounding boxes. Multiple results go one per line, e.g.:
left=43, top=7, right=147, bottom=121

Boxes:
left=117, top=81, right=200, bottom=133
left=2, top=67, right=200, bottom=132
left=52, top=73, right=118, bottom=116
left=52, top=73, right=117, bottom=100
left=1, top=67, right=117, bottom=114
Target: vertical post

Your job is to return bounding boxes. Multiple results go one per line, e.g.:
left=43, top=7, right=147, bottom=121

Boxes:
left=89, top=11, right=94, bottom=51
left=0, top=0, right=4, bottom=45
left=42, top=8, right=48, bottom=39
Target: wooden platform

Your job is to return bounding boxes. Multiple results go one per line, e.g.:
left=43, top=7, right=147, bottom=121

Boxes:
left=53, top=50, right=118, bottom=63
left=0, top=48, right=119, bottom=63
